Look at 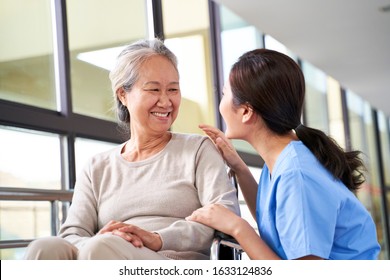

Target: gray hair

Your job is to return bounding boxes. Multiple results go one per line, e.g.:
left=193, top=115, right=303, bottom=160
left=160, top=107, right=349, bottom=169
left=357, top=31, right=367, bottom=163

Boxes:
left=109, top=38, right=178, bottom=126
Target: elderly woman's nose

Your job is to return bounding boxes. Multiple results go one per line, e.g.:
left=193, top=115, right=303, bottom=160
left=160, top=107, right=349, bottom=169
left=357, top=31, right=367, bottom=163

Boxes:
left=157, top=91, right=172, bottom=106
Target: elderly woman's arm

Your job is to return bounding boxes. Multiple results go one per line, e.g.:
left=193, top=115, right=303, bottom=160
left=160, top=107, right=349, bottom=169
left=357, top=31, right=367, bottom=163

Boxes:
left=58, top=165, right=97, bottom=248
left=154, top=137, right=240, bottom=253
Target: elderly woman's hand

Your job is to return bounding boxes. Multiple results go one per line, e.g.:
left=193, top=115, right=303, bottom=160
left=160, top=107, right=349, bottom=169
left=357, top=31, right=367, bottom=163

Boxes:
left=98, top=220, right=162, bottom=251
left=117, top=224, right=162, bottom=252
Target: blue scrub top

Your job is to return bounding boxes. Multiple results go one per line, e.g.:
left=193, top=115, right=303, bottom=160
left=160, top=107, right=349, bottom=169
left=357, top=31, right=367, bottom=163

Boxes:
left=256, top=141, right=380, bottom=259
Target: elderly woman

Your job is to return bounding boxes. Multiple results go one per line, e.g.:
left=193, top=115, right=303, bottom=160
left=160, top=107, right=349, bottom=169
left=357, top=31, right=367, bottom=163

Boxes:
left=24, top=38, right=239, bottom=260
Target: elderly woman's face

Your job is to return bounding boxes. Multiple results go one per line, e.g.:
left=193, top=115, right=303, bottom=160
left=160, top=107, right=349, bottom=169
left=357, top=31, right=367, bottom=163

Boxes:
left=123, top=55, right=181, bottom=135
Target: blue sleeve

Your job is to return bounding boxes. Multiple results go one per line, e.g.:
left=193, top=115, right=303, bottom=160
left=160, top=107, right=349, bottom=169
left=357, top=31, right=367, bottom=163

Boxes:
left=274, top=170, right=338, bottom=259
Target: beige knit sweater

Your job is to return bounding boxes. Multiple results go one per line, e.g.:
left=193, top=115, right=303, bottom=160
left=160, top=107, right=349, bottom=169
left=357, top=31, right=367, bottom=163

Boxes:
left=59, top=133, right=240, bottom=259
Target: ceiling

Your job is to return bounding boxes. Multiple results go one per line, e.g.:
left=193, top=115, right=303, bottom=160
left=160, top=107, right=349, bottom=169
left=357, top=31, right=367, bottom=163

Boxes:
left=215, top=0, right=390, bottom=117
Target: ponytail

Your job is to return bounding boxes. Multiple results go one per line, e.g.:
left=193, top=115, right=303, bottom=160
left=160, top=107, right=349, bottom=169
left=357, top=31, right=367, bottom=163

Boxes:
left=295, top=124, right=365, bottom=191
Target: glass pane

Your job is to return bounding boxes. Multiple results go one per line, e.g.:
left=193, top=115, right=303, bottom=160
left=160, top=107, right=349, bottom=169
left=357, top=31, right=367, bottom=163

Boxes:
left=162, top=0, right=215, bottom=135
left=66, top=0, right=147, bottom=121
left=0, top=0, right=56, bottom=110
left=218, top=4, right=264, bottom=156
left=220, top=6, right=264, bottom=82
left=378, top=111, right=390, bottom=186
left=0, top=200, right=51, bottom=240
left=327, top=77, right=345, bottom=149
left=302, top=61, right=329, bottom=133
left=74, top=138, right=117, bottom=177
left=0, top=126, right=62, bottom=189
left=383, top=191, right=390, bottom=260
left=0, top=247, right=26, bottom=260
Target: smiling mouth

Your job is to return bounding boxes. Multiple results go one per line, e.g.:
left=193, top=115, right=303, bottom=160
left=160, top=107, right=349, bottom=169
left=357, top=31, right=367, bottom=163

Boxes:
left=152, top=112, right=170, bottom=117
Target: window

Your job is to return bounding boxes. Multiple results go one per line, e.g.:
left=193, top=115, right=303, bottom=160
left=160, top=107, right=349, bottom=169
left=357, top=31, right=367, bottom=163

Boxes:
left=301, top=61, right=330, bottom=133
left=347, top=90, right=387, bottom=259
left=219, top=4, right=264, bottom=160
left=378, top=111, right=390, bottom=186
left=0, top=200, right=51, bottom=259
left=66, top=0, right=147, bottom=121
left=162, top=0, right=215, bottom=135
left=0, top=0, right=131, bottom=259
left=327, top=77, right=346, bottom=148
left=0, top=0, right=56, bottom=110
left=220, top=6, right=263, bottom=82
left=74, top=137, right=117, bottom=177
left=0, top=126, right=70, bottom=260
left=0, top=126, right=62, bottom=190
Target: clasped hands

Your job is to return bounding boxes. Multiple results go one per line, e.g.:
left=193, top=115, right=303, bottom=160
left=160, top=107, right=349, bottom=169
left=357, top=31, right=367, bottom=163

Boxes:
left=98, top=221, right=162, bottom=251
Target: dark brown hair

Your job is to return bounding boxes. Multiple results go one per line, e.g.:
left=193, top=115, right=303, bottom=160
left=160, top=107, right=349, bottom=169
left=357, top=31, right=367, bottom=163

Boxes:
left=229, top=48, right=365, bottom=191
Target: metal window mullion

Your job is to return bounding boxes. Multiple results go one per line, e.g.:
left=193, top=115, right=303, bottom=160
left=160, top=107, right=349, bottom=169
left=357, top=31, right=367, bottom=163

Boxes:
left=66, top=133, right=76, bottom=190
left=0, top=240, right=34, bottom=249
left=59, top=134, right=76, bottom=191
left=51, top=0, right=77, bottom=195
left=51, top=0, right=72, bottom=116
left=147, top=0, right=164, bottom=40
left=208, top=0, right=225, bottom=131
left=51, top=200, right=59, bottom=235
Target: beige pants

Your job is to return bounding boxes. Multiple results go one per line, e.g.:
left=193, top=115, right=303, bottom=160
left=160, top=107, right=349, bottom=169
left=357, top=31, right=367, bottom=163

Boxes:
left=23, top=234, right=170, bottom=260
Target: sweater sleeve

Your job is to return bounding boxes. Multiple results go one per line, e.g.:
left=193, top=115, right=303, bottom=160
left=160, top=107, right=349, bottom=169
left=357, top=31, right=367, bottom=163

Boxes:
left=58, top=159, right=98, bottom=249
left=156, top=137, right=240, bottom=253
